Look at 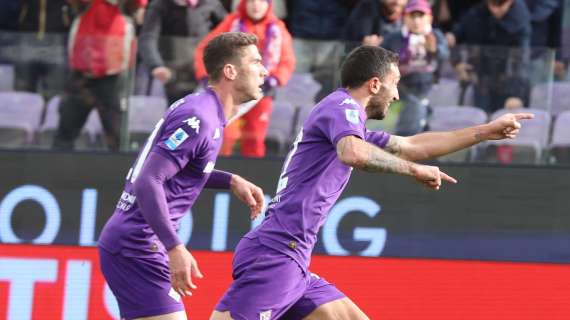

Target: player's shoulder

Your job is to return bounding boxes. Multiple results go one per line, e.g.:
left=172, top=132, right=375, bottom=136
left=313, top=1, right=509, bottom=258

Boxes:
left=165, top=92, right=218, bottom=130
left=314, top=89, right=363, bottom=120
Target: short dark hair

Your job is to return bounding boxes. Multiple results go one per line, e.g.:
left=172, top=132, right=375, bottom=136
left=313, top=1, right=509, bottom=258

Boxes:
left=203, top=32, right=258, bottom=82
left=340, top=46, right=399, bottom=89
left=486, top=0, right=510, bottom=5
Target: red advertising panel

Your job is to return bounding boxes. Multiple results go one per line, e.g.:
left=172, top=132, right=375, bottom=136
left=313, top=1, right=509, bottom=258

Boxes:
left=2, top=244, right=570, bottom=319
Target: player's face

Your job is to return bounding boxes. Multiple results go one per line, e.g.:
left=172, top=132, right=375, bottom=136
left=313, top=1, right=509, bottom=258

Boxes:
left=366, top=63, right=400, bottom=120
left=246, top=0, right=269, bottom=21
left=234, top=44, right=268, bottom=104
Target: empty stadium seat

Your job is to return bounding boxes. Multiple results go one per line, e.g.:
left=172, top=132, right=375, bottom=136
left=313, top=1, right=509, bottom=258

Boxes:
left=428, top=106, right=488, bottom=162
left=127, top=95, right=168, bottom=150
left=549, top=110, right=570, bottom=164
left=265, top=101, right=296, bottom=156
left=0, top=64, right=14, bottom=91
left=481, top=108, right=551, bottom=164
left=275, top=73, right=321, bottom=108
left=529, top=82, right=570, bottom=116
left=0, top=91, right=43, bottom=148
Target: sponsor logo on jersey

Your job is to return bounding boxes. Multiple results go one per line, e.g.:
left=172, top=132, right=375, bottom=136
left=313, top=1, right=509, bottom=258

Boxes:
left=165, top=128, right=189, bottom=150
left=345, top=109, right=360, bottom=124
left=168, top=288, right=181, bottom=302
left=203, top=161, right=215, bottom=173
left=183, top=116, right=201, bottom=134
left=259, top=310, right=272, bottom=320
left=116, top=191, right=136, bottom=211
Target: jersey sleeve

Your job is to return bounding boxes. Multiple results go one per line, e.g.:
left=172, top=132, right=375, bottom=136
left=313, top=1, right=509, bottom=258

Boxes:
left=153, top=108, right=209, bottom=170
left=317, top=103, right=365, bottom=145
left=365, top=129, right=391, bottom=149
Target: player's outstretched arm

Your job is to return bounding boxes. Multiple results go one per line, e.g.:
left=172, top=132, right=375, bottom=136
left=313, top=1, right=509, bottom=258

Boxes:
left=337, top=135, right=457, bottom=190
left=384, top=113, right=535, bottom=161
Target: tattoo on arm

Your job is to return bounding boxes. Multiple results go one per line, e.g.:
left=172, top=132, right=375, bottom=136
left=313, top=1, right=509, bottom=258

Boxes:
left=362, top=143, right=411, bottom=175
left=384, top=135, right=403, bottom=157
left=337, top=136, right=412, bottom=175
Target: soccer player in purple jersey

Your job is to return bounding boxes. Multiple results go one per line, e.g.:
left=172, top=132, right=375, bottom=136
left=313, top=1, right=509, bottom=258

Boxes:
left=211, top=45, right=534, bottom=320
left=98, top=32, right=269, bottom=320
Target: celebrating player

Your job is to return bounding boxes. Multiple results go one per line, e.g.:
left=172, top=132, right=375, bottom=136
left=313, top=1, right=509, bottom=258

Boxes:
left=98, top=32, right=267, bottom=320
left=211, top=45, right=533, bottom=319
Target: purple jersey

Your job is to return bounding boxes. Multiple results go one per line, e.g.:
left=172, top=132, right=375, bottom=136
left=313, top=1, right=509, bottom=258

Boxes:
left=98, top=88, right=226, bottom=257
left=251, top=89, right=390, bottom=270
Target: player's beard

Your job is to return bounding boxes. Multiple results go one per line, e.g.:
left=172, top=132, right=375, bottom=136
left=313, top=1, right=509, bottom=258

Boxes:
left=234, top=76, right=262, bottom=105
left=366, top=92, right=388, bottom=120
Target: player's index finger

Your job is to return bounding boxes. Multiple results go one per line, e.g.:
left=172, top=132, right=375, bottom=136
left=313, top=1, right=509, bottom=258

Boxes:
left=440, top=171, right=458, bottom=184
left=514, top=113, right=534, bottom=120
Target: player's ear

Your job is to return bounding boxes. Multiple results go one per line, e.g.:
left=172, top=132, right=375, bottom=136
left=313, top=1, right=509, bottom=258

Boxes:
left=369, top=77, right=381, bottom=95
left=223, top=63, right=238, bottom=81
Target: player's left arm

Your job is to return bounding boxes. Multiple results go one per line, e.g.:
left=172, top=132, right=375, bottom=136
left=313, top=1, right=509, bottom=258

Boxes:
left=386, top=113, right=535, bottom=161
left=205, top=170, right=264, bottom=219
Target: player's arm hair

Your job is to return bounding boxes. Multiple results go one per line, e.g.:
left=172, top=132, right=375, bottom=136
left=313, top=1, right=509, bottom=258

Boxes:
left=385, top=126, right=486, bottom=161
left=336, top=135, right=416, bottom=176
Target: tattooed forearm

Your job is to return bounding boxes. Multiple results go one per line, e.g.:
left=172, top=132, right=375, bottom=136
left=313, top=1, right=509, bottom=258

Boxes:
left=337, top=136, right=413, bottom=176
left=361, top=143, right=412, bottom=175
left=384, top=135, right=403, bottom=157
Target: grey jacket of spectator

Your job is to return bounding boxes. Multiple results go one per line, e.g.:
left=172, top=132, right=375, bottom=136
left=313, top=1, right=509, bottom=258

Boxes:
left=452, top=0, right=531, bottom=47
left=343, top=0, right=403, bottom=42
left=139, top=0, right=227, bottom=70
left=383, top=28, right=449, bottom=93
left=287, top=0, right=353, bottom=40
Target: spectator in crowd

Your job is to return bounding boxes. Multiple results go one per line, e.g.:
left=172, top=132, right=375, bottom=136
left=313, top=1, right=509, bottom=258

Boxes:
left=447, top=0, right=531, bottom=113
left=195, top=0, right=295, bottom=158
left=343, top=0, right=407, bottom=50
left=287, top=0, right=355, bottom=100
left=524, top=0, right=566, bottom=80
left=231, top=0, right=287, bottom=19
left=53, top=0, right=147, bottom=151
left=432, top=0, right=482, bottom=32
left=139, top=0, right=227, bottom=104
left=383, top=0, right=449, bottom=135
left=13, top=0, right=72, bottom=99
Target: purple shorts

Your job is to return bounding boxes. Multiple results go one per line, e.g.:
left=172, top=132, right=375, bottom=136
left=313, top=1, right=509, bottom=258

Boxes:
left=215, top=236, right=345, bottom=319
left=98, top=246, right=184, bottom=319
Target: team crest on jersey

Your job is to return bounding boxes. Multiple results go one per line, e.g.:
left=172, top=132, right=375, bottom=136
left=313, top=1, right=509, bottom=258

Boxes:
left=183, top=116, right=201, bottom=134
left=259, top=310, right=272, bottom=320
left=165, top=128, right=189, bottom=150
left=213, top=128, right=221, bottom=139
left=345, top=109, right=360, bottom=124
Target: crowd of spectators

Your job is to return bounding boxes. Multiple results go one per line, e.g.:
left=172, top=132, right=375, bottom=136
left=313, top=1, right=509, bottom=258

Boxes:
left=0, top=0, right=567, bottom=161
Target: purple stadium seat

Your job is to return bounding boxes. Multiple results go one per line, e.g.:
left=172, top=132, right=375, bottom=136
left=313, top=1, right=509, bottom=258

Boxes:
left=482, top=108, right=551, bottom=164
left=428, top=106, right=487, bottom=162
left=427, top=79, right=460, bottom=108
left=529, top=82, right=570, bottom=116
left=550, top=110, right=570, bottom=164
left=0, top=64, right=14, bottom=91
left=127, top=95, right=168, bottom=150
left=0, top=91, right=44, bottom=147
left=275, top=73, right=321, bottom=108
left=266, top=100, right=296, bottom=155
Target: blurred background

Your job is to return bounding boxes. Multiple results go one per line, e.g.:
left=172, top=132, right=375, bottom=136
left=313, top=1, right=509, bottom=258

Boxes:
left=1, top=0, right=570, bottom=319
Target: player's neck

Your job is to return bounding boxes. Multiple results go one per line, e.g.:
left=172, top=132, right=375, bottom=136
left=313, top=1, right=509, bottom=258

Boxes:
left=209, top=84, right=238, bottom=120
left=346, top=87, right=370, bottom=110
